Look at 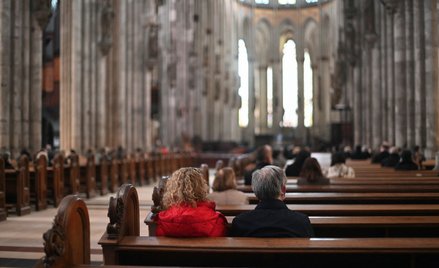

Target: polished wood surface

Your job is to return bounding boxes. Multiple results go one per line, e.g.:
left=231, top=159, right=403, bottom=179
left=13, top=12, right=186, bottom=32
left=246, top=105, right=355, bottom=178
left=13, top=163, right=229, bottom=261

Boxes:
left=0, top=159, right=6, bottom=221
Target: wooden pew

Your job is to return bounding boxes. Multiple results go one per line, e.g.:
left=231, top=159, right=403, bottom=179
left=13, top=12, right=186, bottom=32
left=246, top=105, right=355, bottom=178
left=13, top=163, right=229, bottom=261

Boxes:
left=216, top=204, right=439, bottom=216
left=135, top=152, right=146, bottom=186
left=31, top=155, right=48, bottom=210
left=0, top=159, right=6, bottom=221
left=65, top=152, right=80, bottom=195
left=47, top=154, right=64, bottom=207
left=100, top=184, right=439, bottom=267
left=80, top=153, right=97, bottom=198
left=35, top=195, right=90, bottom=267
left=5, top=155, right=31, bottom=216
left=246, top=192, right=439, bottom=204
left=128, top=154, right=137, bottom=186
left=96, top=154, right=109, bottom=195
left=236, top=184, right=439, bottom=193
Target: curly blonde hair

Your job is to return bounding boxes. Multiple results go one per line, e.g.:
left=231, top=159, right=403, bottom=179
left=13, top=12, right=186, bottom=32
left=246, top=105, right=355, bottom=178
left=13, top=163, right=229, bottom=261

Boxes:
left=162, top=167, right=208, bottom=209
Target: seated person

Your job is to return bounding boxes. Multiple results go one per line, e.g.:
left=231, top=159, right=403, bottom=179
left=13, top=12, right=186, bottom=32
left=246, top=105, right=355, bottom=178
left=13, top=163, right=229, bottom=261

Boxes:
left=350, top=145, right=369, bottom=160
left=298, top=158, right=330, bottom=185
left=381, top=147, right=400, bottom=167
left=371, top=143, right=390, bottom=163
left=412, top=145, right=426, bottom=169
left=155, top=167, right=227, bottom=237
left=208, top=167, right=248, bottom=205
left=1, top=150, right=16, bottom=169
left=285, top=150, right=310, bottom=177
left=231, top=166, right=314, bottom=237
left=244, top=145, right=273, bottom=185
left=326, top=152, right=355, bottom=178
left=395, top=150, right=419, bottom=171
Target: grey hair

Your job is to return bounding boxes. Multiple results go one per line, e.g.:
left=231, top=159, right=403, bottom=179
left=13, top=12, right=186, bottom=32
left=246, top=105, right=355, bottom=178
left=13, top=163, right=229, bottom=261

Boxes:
left=251, top=165, right=287, bottom=200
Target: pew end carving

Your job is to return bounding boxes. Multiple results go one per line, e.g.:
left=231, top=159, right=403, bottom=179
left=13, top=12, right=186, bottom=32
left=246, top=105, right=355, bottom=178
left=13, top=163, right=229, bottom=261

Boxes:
left=35, top=195, right=90, bottom=268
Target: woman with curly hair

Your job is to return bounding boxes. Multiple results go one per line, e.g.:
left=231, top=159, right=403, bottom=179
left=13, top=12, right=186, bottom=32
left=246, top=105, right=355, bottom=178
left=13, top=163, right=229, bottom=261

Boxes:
left=156, top=167, right=227, bottom=237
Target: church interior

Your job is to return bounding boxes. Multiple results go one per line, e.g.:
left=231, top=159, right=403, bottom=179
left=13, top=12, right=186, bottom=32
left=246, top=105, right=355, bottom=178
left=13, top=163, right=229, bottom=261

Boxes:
left=1, top=0, right=439, bottom=267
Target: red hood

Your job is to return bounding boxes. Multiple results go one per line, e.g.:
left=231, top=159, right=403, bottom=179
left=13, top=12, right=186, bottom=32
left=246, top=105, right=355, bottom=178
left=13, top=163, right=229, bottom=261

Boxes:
left=156, top=201, right=227, bottom=237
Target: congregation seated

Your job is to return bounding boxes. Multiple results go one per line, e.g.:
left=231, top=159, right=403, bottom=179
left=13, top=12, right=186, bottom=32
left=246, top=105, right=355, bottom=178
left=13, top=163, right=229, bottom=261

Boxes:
left=0, top=150, right=15, bottom=169
left=298, top=158, right=330, bottom=185
left=381, top=147, right=401, bottom=167
left=395, top=150, right=419, bottom=171
left=208, top=167, right=248, bottom=205
left=285, top=150, right=310, bottom=177
left=244, top=145, right=273, bottom=185
left=350, top=145, right=369, bottom=160
left=371, top=143, right=390, bottom=163
left=231, top=166, right=314, bottom=237
left=326, top=152, right=355, bottom=178
left=155, top=167, right=227, bottom=237
left=413, top=145, right=426, bottom=169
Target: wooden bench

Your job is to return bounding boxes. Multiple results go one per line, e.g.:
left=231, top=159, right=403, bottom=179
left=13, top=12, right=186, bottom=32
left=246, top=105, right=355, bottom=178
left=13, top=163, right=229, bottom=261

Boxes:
left=80, top=153, right=97, bottom=198
left=47, top=153, right=65, bottom=207
left=236, top=184, right=439, bottom=193
left=0, top=159, right=6, bottom=221
left=5, top=155, right=31, bottom=216
left=65, top=153, right=80, bottom=195
left=246, top=192, right=439, bottom=204
left=96, top=154, right=109, bottom=195
left=31, top=155, right=48, bottom=210
left=216, top=204, right=439, bottom=216
left=35, top=195, right=90, bottom=267
left=99, top=184, right=439, bottom=267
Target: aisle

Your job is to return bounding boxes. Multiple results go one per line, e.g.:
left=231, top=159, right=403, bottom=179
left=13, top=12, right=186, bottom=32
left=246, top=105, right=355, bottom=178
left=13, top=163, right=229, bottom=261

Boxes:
left=0, top=185, right=155, bottom=267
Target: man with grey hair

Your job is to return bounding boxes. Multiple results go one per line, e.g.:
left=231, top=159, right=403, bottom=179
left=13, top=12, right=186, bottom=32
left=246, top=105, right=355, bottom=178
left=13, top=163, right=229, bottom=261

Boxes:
left=231, top=165, right=314, bottom=237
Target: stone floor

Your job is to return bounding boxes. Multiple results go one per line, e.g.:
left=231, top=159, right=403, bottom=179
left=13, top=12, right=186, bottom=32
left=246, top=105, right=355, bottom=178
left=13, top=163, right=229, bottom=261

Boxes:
left=0, top=185, right=155, bottom=267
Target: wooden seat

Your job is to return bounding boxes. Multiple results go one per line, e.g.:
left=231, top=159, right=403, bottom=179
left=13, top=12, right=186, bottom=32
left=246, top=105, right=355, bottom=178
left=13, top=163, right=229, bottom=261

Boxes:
left=35, top=195, right=90, bottom=267
left=5, top=155, right=31, bottom=216
left=47, top=154, right=65, bottom=207
left=0, top=159, right=6, bottom=221
left=31, top=155, right=48, bottom=210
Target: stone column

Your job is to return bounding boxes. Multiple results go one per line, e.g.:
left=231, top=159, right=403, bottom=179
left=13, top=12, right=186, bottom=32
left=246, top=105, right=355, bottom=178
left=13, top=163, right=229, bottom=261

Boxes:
left=405, top=0, right=415, bottom=148
left=0, top=0, right=12, bottom=150
left=394, top=1, right=407, bottom=148
left=414, top=0, right=426, bottom=147
left=296, top=50, right=305, bottom=143
left=353, top=63, right=362, bottom=146
left=371, top=39, right=381, bottom=149
left=386, top=6, right=395, bottom=145
left=258, top=65, right=267, bottom=134
left=380, top=4, right=388, bottom=142
left=424, top=0, right=439, bottom=156
left=272, top=59, right=282, bottom=133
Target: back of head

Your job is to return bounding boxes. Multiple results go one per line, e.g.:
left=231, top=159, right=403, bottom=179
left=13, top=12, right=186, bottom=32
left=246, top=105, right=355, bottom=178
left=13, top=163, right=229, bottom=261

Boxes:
left=256, top=145, right=273, bottom=164
left=162, top=167, right=208, bottom=209
left=212, top=167, right=237, bottom=192
left=300, top=157, right=323, bottom=182
left=331, top=152, right=346, bottom=166
left=252, top=166, right=286, bottom=201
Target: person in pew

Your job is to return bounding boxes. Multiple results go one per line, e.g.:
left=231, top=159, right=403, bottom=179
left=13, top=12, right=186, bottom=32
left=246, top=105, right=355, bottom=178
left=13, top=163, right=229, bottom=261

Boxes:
left=371, top=143, right=390, bottom=163
left=244, top=145, right=273, bottom=185
left=155, top=167, right=227, bottom=237
left=412, top=145, right=425, bottom=170
left=285, top=150, right=310, bottom=177
left=208, top=167, right=248, bottom=205
left=395, top=150, right=419, bottom=171
left=381, top=147, right=401, bottom=167
left=298, top=158, right=330, bottom=185
left=0, top=150, right=16, bottom=169
left=325, top=152, right=355, bottom=178
left=231, top=166, right=314, bottom=237
left=350, top=145, right=369, bottom=160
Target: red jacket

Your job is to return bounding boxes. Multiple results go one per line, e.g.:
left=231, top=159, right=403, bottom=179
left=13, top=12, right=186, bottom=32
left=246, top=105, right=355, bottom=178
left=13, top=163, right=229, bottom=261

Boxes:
left=156, top=201, right=227, bottom=237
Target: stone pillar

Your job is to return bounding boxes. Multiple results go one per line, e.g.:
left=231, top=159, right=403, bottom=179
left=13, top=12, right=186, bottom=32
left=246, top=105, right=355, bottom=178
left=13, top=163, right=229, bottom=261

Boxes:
left=371, top=39, right=381, bottom=149
left=380, top=4, right=388, bottom=142
left=258, top=65, right=267, bottom=134
left=424, top=0, right=439, bottom=155
left=386, top=7, right=395, bottom=145
left=405, top=0, right=415, bottom=148
left=353, top=64, right=362, bottom=146
left=414, top=0, right=426, bottom=147
left=394, top=1, right=407, bottom=148
left=0, top=0, right=12, bottom=150
left=297, top=50, right=305, bottom=143
left=272, top=59, right=282, bottom=133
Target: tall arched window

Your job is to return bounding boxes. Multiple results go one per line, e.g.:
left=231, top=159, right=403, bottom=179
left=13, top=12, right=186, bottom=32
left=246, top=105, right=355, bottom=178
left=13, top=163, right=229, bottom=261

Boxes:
left=304, top=50, right=313, bottom=127
left=282, top=40, right=298, bottom=128
left=238, top=39, right=249, bottom=127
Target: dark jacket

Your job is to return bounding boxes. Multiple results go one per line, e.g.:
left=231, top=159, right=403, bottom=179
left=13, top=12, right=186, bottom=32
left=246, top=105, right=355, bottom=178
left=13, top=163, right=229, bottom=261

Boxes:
left=381, top=153, right=400, bottom=167
left=395, top=161, right=419, bottom=171
left=230, top=199, right=314, bottom=237
left=372, top=151, right=390, bottom=164
left=244, top=162, right=271, bottom=185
